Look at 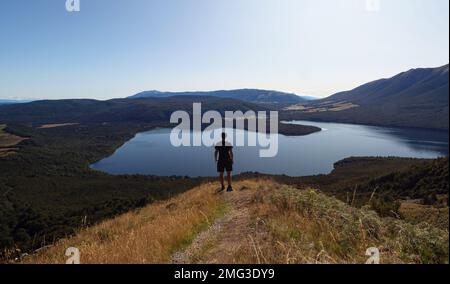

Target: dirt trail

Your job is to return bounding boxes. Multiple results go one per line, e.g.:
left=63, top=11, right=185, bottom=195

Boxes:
left=171, top=185, right=257, bottom=264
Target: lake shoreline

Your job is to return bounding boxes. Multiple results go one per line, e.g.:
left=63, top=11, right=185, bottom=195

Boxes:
left=91, top=120, right=448, bottom=177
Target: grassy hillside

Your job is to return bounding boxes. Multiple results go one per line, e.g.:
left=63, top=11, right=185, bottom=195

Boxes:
left=22, top=180, right=449, bottom=264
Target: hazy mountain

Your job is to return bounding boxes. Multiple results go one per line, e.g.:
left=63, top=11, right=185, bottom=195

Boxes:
left=299, top=96, right=319, bottom=101
left=0, top=99, right=33, bottom=105
left=285, top=64, right=449, bottom=130
left=129, top=89, right=307, bottom=104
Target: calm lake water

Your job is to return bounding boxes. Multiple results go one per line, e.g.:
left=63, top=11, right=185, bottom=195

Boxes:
left=91, top=121, right=449, bottom=177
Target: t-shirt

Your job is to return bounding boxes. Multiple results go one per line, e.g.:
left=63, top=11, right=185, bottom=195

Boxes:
left=215, top=141, right=233, bottom=162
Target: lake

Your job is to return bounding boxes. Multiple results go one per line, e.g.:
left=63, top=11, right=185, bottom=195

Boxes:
left=91, top=121, right=449, bottom=177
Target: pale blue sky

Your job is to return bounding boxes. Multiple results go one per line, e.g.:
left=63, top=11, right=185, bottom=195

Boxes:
left=0, top=0, right=448, bottom=100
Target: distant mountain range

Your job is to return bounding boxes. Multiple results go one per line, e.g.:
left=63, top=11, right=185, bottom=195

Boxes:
left=1, top=66, right=447, bottom=130
left=285, top=64, right=449, bottom=130
left=0, top=99, right=33, bottom=105
left=129, top=89, right=310, bottom=104
left=0, top=96, right=319, bottom=136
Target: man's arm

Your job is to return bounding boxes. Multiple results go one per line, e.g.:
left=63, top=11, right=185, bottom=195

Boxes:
left=229, top=148, right=234, bottom=162
left=215, top=149, right=219, bottom=162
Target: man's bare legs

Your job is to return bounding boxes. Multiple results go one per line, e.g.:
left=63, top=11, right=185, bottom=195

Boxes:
left=219, top=172, right=225, bottom=190
left=218, top=172, right=232, bottom=192
left=227, top=171, right=232, bottom=188
left=226, top=171, right=233, bottom=191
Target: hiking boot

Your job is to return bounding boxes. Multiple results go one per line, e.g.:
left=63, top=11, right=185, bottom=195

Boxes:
left=226, top=186, right=233, bottom=192
left=217, top=186, right=225, bottom=193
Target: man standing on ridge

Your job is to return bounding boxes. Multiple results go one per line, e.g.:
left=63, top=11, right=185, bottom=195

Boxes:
left=215, top=132, right=234, bottom=192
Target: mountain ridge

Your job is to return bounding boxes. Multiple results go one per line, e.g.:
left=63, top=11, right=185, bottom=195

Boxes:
left=1, top=65, right=448, bottom=130
left=328, top=64, right=449, bottom=103
left=0, top=96, right=267, bottom=125
left=284, top=64, right=449, bottom=130
left=129, top=88, right=309, bottom=104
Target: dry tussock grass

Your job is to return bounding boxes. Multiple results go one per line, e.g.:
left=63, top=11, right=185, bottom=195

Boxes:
left=399, top=202, right=449, bottom=230
left=23, top=179, right=449, bottom=264
left=24, top=182, right=222, bottom=264
left=238, top=185, right=449, bottom=264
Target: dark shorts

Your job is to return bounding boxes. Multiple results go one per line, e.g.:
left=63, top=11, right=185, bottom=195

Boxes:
left=217, top=160, right=233, bottom=173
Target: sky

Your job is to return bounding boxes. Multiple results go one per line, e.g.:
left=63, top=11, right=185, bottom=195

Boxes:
left=0, top=0, right=449, bottom=100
